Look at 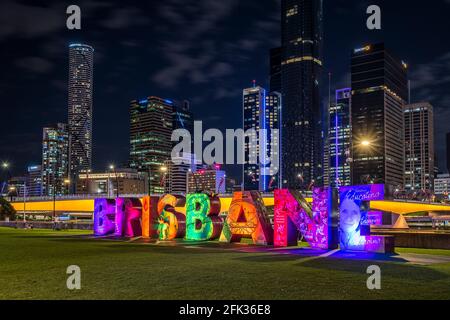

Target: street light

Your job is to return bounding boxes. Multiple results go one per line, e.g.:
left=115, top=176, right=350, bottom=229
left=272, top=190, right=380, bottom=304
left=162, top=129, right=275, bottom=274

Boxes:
left=9, top=183, right=26, bottom=223
left=361, top=140, right=371, bottom=147
left=8, top=186, right=16, bottom=202
left=109, top=164, right=119, bottom=198
left=160, top=166, right=168, bottom=192
left=1, top=162, right=11, bottom=196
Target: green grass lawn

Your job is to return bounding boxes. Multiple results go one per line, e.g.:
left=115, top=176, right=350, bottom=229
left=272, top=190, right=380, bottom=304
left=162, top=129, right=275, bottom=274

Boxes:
left=0, top=227, right=449, bottom=300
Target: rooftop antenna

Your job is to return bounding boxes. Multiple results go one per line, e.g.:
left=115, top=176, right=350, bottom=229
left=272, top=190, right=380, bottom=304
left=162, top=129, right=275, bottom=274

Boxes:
left=252, top=79, right=256, bottom=88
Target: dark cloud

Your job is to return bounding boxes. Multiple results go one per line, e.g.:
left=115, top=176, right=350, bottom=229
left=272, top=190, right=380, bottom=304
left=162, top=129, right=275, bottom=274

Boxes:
left=0, top=1, right=63, bottom=40
left=99, top=7, right=150, bottom=29
left=15, top=57, right=54, bottom=74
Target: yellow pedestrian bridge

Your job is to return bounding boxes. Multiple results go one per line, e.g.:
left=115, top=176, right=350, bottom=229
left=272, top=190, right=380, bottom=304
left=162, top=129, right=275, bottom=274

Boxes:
left=10, top=195, right=450, bottom=216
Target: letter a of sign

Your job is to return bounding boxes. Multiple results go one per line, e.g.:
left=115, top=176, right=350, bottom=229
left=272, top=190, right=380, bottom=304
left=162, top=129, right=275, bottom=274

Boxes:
left=219, top=191, right=273, bottom=245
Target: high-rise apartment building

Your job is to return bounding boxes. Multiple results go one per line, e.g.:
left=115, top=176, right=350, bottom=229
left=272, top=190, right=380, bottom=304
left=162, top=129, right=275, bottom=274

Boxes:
left=404, top=102, right=434, bottom=192
left=68, top=44, right=94, bottom=189
left=130, top=96, right=174, bottom=194
left=42, top=123, right=69, bottom=196
left=280, top=0, right=323, bottom=189
left=351, top=43, right=408, bottom=192
left=243, top=86, right=281, bottom=191
left=328, top=88, right=352, bottom=187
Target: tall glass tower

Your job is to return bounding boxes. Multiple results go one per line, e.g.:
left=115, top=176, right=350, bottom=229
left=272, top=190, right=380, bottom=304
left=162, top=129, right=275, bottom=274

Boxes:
left=42, top=123, right=69, bottom=196
left=243, top=86, right=281, bottom=192
left=328, top=88, right=352, bottom=187
left=351, top=43, right=408, bottom=192
left=68, top=44, right=94, bottom=188
left=130, top=97, right=174, bottom=194
left=280, top=0, right=323, bottom=190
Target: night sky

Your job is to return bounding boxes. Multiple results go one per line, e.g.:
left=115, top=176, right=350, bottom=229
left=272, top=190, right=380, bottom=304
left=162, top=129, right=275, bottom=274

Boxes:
left=1, top=0, right=450, bottom=180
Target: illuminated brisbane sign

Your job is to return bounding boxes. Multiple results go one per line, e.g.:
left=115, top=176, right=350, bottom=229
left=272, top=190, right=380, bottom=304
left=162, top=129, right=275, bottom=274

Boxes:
left=93, top=184, right=394, bottom=254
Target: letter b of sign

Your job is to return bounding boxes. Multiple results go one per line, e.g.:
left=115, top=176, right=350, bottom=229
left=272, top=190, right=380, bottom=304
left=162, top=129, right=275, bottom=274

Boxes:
left=66, top=5, right=81, bottom=30
left=366, top=5, right=381, bottom=30
left=66, top=265, right=81, bottom=290
left=366, top=265, right=381, bottom=290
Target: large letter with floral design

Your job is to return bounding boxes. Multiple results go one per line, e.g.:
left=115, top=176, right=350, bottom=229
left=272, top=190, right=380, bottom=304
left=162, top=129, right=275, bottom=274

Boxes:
left=93, top=198, right=116, bottom=236
left=114, top=198, right=142, bottom=237
left=220, top=191, right=273, bottom=245
left=339, top=184, right=394, bottom=253
left=157, top=194, right=186, bottom=240
left=141, top=195, right=160, bottom=239
left=185, top=193, right=222, bottom=241
left=273, top=188, right=338, bottom=249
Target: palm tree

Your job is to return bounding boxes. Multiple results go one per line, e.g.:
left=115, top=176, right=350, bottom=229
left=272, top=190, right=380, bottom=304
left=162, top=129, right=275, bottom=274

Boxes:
left=0, top=197, right=16, bottom=221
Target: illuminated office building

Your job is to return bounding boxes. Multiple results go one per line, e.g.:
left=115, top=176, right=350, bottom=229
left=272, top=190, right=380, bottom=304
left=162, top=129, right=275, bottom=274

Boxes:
left=27, top=165, right=42, bottom=197
left=68, top=44, right=94, bottom=187
left=328, top=88, right=352, bottom=187
left=42, top=123, right=69, bottom=196
left=351, top=43, right=408, bottom=192
left=77, top=169, right=148, bottom=197
left=280, top=0, right=323, bottom=189
left=404, top=102, right=434, bottom=192
left=130, top=96, right=174, bottom=194
left=243, top=86, right=281, bottom=191
left=447, top=132, right=450, bottom=174
left=187, top=166, right=226, bottom=194
left=164, top=153, right=201, bottom=194
left=173, top=100, right=193, bottom=134
left=434, top=174, right=450, bottom=197
left=270, top=47, right=282, bottom=93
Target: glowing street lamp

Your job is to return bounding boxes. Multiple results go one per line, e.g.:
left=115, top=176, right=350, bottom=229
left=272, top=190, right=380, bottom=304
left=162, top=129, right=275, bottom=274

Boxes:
left=108, top=164, right=119, bottom=198
left=361, top=140, right=371, bottom=147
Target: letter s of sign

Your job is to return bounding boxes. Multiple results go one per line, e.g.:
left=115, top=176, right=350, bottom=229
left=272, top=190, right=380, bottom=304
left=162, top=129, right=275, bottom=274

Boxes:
left=66, top=5, right=81, bottom=30
left=366, top=5, right=381, bottom=30
left=66, top=265, right=81, bottom=290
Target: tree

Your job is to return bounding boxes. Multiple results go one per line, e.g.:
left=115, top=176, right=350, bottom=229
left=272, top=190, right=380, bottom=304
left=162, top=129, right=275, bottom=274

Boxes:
left=0, top=197, right=17, bottom=221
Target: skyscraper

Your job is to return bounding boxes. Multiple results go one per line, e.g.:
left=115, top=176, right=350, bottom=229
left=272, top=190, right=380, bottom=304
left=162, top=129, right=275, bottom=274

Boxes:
left=42, top=123, right=69, bottom=196
left=351, top=43, right=408, bottom=192
left=447, top=132, right=450, bottom=174
left=328, top=88, right=352, bottom=187
left=173, top=100, right=194, bottom=134
left=404, top=102, right=434, bottom=192
left=187, top=167, right=226, bottom=194
left=243, top=86, right=281, bottom=191
left=280, top=0, right=323, bottom=189
left=27, top=165, right=42, bottom=197
left=270, top=47, right=282, bottom=93
left=68, top=44, right=94, bottom=189
left=130, top=96, right=174, bottom=194
left=164, top=153, right=201, bottom=194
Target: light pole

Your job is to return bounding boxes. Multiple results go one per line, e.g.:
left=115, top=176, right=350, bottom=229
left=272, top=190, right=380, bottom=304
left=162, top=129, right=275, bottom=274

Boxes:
left=1, top=162, right=11, bottom=196
left=10, top=183, right=27, bottom=223
left=109, top=165, right=119, bottom=198
left=160, top=166, right=168, bottom=192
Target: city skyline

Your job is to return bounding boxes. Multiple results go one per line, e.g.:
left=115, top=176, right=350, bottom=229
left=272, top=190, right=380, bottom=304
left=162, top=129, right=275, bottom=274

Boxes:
left=1, top=0, right=450, bottom=182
